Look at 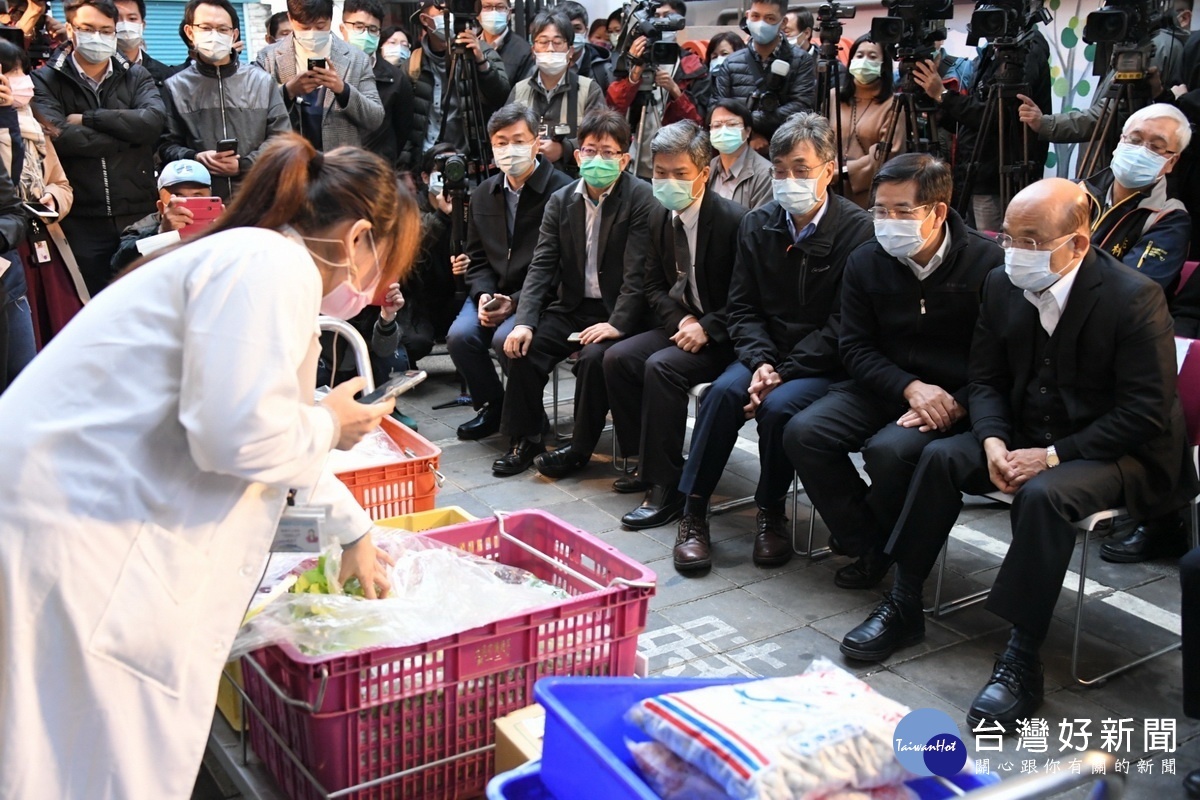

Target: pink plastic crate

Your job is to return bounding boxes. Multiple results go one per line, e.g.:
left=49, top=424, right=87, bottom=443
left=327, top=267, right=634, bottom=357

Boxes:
left=242, top=510, right=656, bottom=800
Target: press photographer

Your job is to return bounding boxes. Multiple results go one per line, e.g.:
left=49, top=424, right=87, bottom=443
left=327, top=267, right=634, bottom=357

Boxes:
left=712, top=0, right=816, bottom=151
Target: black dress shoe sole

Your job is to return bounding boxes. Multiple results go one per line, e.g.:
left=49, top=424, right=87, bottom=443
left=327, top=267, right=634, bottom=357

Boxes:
left=966, top=698, right=1043, bottom=729
left=752, top=550, right=793, bottom=568
left=621, top=503, right=685, bottom=530
left=612, top=480, right=652, bottom=494
left=535, top=459, right=590, bottom=479
left=1099, top=539, right=1188, bottom=563
left=840, top=629, right=924, bottom=662
left=492, top=462, right=533, bottom=477
left=457, top=422, right=501, bottom=441
left=834, top=563, right=894, bottom=590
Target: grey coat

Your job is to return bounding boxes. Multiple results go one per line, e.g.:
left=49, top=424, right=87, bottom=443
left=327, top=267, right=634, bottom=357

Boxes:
left=158, top=59, right=291, bottom=200
left=253, top=36, right=384, bottom=150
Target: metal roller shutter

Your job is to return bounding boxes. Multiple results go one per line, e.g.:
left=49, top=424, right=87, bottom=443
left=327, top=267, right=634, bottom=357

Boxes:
left=143, top=0, right=190, bottom=67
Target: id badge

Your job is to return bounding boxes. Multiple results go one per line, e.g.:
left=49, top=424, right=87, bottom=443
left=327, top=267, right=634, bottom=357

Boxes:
left=554, top=123, right=571, bottom=138
left=33, top=240, right=51, bottom=263
left=271, top=504, right=330, bottom=552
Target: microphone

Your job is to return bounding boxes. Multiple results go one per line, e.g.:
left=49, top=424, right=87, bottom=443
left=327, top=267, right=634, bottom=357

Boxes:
left=752, top=59, right=791, bottom=113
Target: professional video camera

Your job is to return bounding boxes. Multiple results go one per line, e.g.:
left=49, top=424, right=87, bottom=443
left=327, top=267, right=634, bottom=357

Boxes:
left=871, top=0, right=953, bottom=69
left=1083, top=0, right=1170, bottom=80
left=614, top=0, right=685, bottom=70
left=817, top=0, right=855, bottom=51
left=815, top=1, right=856, bottom=191
left=965, top=0, right=1051, bottom=90
left=0, top=0, right=55, bottom=66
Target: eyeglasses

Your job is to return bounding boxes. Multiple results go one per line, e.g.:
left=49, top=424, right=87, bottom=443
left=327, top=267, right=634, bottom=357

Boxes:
left=532, top=36, right=569, bottom=51
left=75, top=24, right=116, bottom=35
left=496, top=138, right=535, bottom=147
left=868, top=204, right=930, bottom=220
left=192, top=24, right=235, bottom=35
left=709, top=120, right=744, bottom=132
left=579, top=146, right=622, bottom=159
left=1120, top=133, right=1177, bottom=158
left=480, top=3, right=508, bottom=11
left=771, top=161, right=830, bottom=180
left=996, top=231, right=1072, bottom=251
left=345, top=21, right=381, bottom=36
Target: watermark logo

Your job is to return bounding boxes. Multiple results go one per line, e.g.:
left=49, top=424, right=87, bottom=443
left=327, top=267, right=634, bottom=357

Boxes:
left=893, top=708, right=968, bottom=777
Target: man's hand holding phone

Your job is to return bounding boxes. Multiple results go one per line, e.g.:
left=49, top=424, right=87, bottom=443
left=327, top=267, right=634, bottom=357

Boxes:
left=158, top=196, right=195, bottom=233
left=477, top=293, right=513, bottom=327
left=285, top=68, right=323, bottom=99
left=310, top=62, right=345, bottom=95
left=196, top=149, right=239, bottom=176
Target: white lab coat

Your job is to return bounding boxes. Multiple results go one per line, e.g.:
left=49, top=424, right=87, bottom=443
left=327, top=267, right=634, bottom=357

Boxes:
left=0, top=227, right=372, bottom=799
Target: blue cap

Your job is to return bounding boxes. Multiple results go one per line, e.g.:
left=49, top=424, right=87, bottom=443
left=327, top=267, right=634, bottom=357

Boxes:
left=158, top=159, right=212, bottom=191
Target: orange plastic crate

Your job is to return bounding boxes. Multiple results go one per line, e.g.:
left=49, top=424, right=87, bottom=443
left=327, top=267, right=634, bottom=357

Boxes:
left=335, top=416, right=442, bottom=520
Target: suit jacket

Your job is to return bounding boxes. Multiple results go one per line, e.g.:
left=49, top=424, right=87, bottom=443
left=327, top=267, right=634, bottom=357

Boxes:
left=463, top=156, right=574, bottom=306
left=969, top=248, right=1199, bottom=519
left=253, top=37, right=384, bottom=150
left=514, top=172, right=654, bottom=335
left=643, top=190, right=747, bottom=346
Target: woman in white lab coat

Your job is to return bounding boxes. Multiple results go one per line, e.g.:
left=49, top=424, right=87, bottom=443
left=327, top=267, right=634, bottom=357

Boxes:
left=0, top=134, right=420, bottom=799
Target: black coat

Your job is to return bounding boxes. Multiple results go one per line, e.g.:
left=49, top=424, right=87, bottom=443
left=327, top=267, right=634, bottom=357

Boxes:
left=727, top=194, right=874, bottom=381
left=839, top=209, right=1003, bottom=404
left=493, top=30, right=535, bottom=85
left=969, top=248, right=1199, bottom=519
left=140, top=52, right=182, bottom=90
left=463, top=155, right=574, bottom=304
left=32, top=51, right=165, bottom=219
left=363, top=56, right=415, bottom=168
left=713, top=38, right=815, bottom=139
left=514, top=172, right=654, bottom=335
left=643, top=191, right=747, bottom=345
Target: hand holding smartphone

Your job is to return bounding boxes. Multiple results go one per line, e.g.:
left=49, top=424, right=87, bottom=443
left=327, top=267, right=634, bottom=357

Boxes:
left=482, top=295, right=505, bottom=312
left=357, top=370, right=427, bottom=404
left=567, top=332, right=582, bottom=343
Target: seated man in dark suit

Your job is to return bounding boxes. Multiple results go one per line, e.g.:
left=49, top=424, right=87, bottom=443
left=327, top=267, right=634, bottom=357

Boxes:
left=669, top=112, right=875, bottom=573
left=784, top=153, right=1003, bottom=598
left=492, top=108, right=654, bottom=477
left=447, top=102, right=574, bottom=441
left=602, top=120, right=748, bottom=530
left=840, top=178, right=1197, bottom=728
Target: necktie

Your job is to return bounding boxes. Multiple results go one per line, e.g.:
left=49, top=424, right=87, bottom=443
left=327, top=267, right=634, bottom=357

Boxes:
left=670, top=216, right=701, bottom=315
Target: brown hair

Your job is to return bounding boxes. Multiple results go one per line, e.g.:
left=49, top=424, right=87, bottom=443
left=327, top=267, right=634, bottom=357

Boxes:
left=132, top=134, right=419, bottom=286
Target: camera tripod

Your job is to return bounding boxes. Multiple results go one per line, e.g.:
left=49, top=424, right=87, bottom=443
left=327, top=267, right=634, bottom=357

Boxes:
left=880, top=57, right=946, bottom=161
left=814, top=18, right=848, bottom=193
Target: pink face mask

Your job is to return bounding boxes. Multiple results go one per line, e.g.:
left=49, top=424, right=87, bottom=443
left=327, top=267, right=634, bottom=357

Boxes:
left=306, top=231, right=382, bottom=320
left=8, top=74, right=34, bottom=108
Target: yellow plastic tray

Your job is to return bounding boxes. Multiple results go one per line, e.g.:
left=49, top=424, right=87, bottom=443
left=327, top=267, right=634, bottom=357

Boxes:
left=375, top=506, right=477, bottom=532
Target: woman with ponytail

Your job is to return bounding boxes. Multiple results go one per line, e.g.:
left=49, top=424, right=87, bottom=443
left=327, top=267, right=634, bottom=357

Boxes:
left=0, top=134, right=420, bottom=800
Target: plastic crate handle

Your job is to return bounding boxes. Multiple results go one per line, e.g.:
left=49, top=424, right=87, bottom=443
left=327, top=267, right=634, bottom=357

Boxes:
left=243, top=654, right=330, bottom=715
left=492, top=512, right=655, bottom=591
left=402, top=447, right=446, bottom=488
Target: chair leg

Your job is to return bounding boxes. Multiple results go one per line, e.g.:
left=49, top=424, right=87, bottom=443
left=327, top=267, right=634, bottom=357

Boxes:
left=1191, top=499, right=1199, bottom=550
left=790, top=476, right=829, bottom=560
left=924, top=539, right=991, bottom=618
left=551, top=367, right=560, bottom=441
left=1071, top=529, right=1182, bottom=686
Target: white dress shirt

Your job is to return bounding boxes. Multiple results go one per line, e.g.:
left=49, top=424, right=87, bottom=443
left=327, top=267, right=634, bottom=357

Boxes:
left=575, top=179, right=612, bottom=299
left=902, top=224, right=951, bottom=281
left=1024, top=259, right=1082, bottom=336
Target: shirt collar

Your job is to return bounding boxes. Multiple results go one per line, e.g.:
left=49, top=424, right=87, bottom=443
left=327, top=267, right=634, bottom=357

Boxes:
left=902, top=224, right=951, bottom=279
left=719, top=144, right=751, bottom=180
left=1044, top=258, right=1082, bottom=312
left=673, top=190, right=704, bottom=228
left=71, top=52, right=114, bottom=86
left=575, top=178, right=613, bottom=205
left=786, top=196, right=828, bottom=243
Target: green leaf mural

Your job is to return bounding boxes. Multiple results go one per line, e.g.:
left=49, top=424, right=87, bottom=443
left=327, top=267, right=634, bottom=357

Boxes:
left=1044, top=0, right=1105, bottom=177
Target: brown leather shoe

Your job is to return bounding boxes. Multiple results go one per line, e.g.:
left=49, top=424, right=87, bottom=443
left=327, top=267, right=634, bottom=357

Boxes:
left=753, top=508, right=792, bottom=567
left=673, top=512, right=711, bottom=572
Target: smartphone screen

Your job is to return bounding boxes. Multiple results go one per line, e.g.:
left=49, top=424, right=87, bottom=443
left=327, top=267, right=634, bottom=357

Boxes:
left=22, top=202, right=58, bottom=220
left=307, top=58, right=326, bottom=70
left=483, top=296, right=504, bottom=311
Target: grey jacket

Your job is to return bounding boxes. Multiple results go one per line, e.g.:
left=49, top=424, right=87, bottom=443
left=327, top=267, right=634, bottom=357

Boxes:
left=254, top=36, right=384, bottom=150
left=158, top=59, right=291, bottom=199
left=707, top=146, right=773, bottom=210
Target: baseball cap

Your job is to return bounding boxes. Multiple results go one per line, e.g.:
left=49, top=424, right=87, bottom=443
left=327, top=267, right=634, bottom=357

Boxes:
left=158, top=159, right=212, bottom=191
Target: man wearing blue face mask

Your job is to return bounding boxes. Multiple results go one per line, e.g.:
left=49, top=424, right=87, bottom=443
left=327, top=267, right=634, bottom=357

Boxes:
left=339, top=0, right=415, bottom=168
left=253, top=0, right=384, bottom=151
left=713, top=0, right=816, bottom=153
left=478, top=0, right=534, bottom=84
left=784, top=154, right=1001, bottom=602
left=556, top=0, right=612, bottom=96
left=603, top=120, right=747, bottom=530
left=665, top=112, right=873, bottom=573
left=860, top=178, right=1196, bottom=728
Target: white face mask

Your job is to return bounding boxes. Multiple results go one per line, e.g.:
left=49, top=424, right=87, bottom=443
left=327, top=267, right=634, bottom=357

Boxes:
left=74, top=30, right=118, bottom=64
left=115, top=20, right=143, bottom=47
left=292, top=28, right=332, bottom=54
left=535, top=51, right=569, bottom=76
left=381, top=42, right=410, bottom=64
left=194, top=29, right=234, bottom=62
left=480, top=10, right=508, bottom=35
left=494, top=142, right=536, bottom=177
left=1004, top=238, right=1071, bottom=293
left=874, top=213, right=933, bottom=260
left=710, top=55, right=727, bottom=70
left=773, top=177, right=822, bottom=217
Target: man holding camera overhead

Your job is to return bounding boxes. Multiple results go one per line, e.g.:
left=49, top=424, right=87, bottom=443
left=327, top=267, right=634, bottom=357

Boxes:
left=253, top=0, right=383, bottom=151
left=713, top=0, right=816, bottom=152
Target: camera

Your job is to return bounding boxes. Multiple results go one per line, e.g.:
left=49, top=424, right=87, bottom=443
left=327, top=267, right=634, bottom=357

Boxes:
left=1083, top=0, right=1169, bottom=79
left=817, top=1, right=856, bottom=52
left=871, top=0, right=953, bottom=64
left=967, top=0, right=1026, bottom=44
left=434, top=152, right=470, bottom=192
left=615, top=0, right=685, bottom=69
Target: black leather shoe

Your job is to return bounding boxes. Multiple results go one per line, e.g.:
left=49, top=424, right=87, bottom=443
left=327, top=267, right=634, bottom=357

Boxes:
left=456, top=402, right=502, bottom=441
left=834, top=547, right=895, bottom=590
left=674, top=513, right=711, bottom=572
left=1184, top=767, right=1200, bottom=798
left=534, top=444, right=591, bottom=479
left=967, top=655, right=1044, bottom=728
left=827, top=530, right=868, bottom=558
left=1100, top=518, right=1187, bottom=563
left=622, top=486, right=685, bottom=530
left=492, top=439, right=546, bottom=476
left=841, top=595, right=925, bottom=662
left=753, top=509, right=792, bottom=567
left=613, top=473, right=652, bottom=494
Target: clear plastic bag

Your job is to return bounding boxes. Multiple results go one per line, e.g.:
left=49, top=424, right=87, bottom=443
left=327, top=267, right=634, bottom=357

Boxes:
left=323, top=425, right=410, bottom=472
left=230, top=529, right=569, bottom=659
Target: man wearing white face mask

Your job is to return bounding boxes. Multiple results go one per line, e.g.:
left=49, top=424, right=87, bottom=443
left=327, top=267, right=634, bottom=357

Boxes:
left=446, top=103, right=572, bottom=441
left=557, top=0, right=612, bottom=96
left=159, top=0, right=290, bottom=201
left=479, top=0, right=534, bottom=83
left=784, top=154, right=1002, bottom=600
left=113, top=0, right=175, bottom=91
left=860, top=178, right=1196, bottom=729
left=32, top=0, right=165, bottom=296
left=253, top=0, right=384, bottom=151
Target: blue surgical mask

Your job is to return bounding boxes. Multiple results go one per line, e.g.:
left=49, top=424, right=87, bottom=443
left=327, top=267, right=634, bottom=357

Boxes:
left=382, top=43, right=410, bottom=64
left=347, top=28, right=379, bottom=54
left=480, top=10, right=508, bottom=35
left=652, top=177, right=700, bottom=211
left=1110, top=141, right=1169, bottom=189
left=747, top=19, right=781, bottom=46
left=773, top=177, right=821, bottom=216
left=710, top=55, right=727, bottom=71
left=574, top=32, right=587, bottom=50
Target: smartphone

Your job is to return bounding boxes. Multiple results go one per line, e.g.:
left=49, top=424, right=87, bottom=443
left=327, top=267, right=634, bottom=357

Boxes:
left=567, top=332, right=582, bottom=343
left=358, top=370, right=427, bottom=404
left=482, top=295, right=504, bottom=312
left=307, top=57, right=326, bottom=71
left=216, top=137, right=238, bottom=153
left=21, top=201, right=58, bottom=221
left=178, top=196, right=224, bottom=238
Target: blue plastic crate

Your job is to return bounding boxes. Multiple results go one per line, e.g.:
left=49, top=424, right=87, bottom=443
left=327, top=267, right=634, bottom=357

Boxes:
left=532, top=676, right=1002, bottom=800
left=487, top=760, right=556, bottom=800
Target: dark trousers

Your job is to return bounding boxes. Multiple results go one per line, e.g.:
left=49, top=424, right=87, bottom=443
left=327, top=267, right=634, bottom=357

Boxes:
left=885, top=431, right=1125, bottom=642
left=446, top=298, right=516, bottom=408
left=677, top=359, right=832, bottom=510
left=500, top=300, right=612, bottom=449
left=603, top=328, right=735, bottom=488
left=61, top=213, right=142, bottom=296
left=784, top=381, right=965, bottom=554
left=1183, top=545, right=1200, bottom=718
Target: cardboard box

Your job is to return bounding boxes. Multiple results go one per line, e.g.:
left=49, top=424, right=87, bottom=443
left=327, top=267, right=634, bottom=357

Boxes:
left=494, top=704, right=546, bottom=775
